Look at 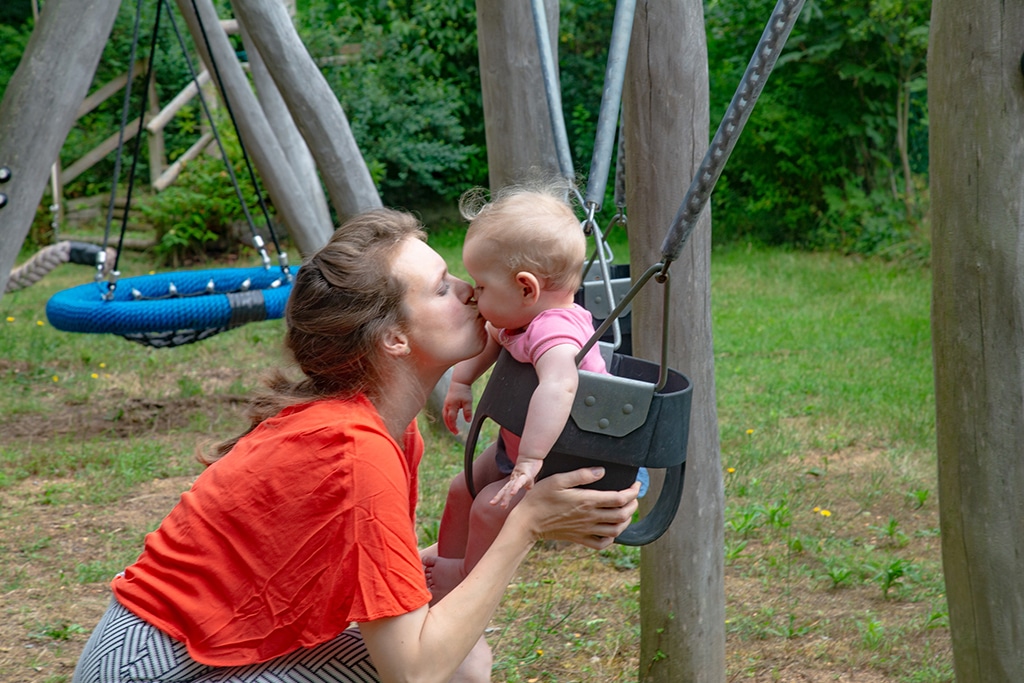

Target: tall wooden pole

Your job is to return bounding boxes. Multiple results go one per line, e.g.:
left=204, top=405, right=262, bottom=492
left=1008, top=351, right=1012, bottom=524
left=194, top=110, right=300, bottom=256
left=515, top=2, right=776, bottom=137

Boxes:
left=0, top=0, right=121, bottom=297
left=237, top=16, right=333, bottom=236
left=173, top=0, right=333, bottom=256
left=475, top=0, right=560, bottom=189
left=229, top=0, right=382, bottom=224
left=624, top=0, right=725, bottom=681
left=929, top=1, right=1024, bottom=681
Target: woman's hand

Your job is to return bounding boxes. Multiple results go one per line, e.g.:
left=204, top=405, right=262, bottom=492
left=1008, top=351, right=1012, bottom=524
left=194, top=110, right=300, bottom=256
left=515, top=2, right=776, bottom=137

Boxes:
left=508, top=467, right=640, bottom=549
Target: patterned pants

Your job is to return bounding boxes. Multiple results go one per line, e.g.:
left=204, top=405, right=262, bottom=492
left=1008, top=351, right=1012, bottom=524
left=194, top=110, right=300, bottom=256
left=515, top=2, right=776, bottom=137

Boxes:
left=72, top=600, right=380, bottom=682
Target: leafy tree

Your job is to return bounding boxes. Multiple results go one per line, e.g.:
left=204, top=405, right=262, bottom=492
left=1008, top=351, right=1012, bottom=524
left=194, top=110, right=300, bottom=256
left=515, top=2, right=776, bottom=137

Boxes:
left=706, top=0, right=930, bottom=256
left=295, top=0, right=485, bottom=204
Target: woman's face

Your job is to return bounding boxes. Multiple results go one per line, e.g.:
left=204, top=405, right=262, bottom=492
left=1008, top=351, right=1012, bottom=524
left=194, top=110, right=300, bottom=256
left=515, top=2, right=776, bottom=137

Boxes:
left=391, top=237, right=487, bottom=371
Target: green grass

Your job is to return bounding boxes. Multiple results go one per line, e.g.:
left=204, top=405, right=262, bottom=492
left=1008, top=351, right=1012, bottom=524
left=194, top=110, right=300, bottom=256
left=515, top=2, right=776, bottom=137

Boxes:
left=0, top=238, right=947, bottom=682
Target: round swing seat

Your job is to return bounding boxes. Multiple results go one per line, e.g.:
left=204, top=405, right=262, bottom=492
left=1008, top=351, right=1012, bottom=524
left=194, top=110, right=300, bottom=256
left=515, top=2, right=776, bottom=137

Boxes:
left=464, top=348, right=692, bottom=546
left=46, top=266, right=292, bottom=348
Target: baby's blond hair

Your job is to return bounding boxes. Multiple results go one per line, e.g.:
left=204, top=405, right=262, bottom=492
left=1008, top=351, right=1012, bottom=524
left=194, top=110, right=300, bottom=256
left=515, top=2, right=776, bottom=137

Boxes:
left=460, top=183, right=585, bottom=293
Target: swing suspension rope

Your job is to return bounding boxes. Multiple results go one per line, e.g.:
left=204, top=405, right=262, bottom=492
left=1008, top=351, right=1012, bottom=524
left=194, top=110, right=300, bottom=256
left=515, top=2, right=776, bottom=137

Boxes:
left=532, top=0, right=806, bottom=361
left=101, top=0, right=289, bottom=299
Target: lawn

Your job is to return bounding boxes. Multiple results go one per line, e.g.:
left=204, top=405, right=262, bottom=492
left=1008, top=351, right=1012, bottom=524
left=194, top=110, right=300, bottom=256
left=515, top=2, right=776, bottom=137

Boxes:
left=0, top=235, right=947, bottom=682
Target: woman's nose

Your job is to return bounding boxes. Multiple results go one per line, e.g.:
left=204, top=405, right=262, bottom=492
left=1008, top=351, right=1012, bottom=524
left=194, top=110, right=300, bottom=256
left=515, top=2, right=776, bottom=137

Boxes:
left=454, top=278, right=475, bottom=303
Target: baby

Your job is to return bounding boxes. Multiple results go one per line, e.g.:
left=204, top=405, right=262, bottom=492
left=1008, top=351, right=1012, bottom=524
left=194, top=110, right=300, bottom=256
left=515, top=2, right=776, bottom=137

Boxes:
left=425, top=183, right=612, bottom=599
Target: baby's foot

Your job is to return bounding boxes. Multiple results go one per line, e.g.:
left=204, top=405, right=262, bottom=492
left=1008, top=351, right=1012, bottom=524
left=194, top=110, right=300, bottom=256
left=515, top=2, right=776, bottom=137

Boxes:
left=423, top=555, right=467, bottom=604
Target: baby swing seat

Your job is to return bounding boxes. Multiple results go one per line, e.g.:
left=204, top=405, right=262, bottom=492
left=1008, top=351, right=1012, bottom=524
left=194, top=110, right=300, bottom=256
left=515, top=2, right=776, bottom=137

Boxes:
left=463, top=347, right=692, bottom=546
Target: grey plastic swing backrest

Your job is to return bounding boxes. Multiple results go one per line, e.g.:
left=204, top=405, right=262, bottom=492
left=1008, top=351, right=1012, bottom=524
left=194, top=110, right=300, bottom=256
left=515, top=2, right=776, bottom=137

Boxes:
left=580, top=262, right=633, bottom=319
left=463, top=348, right=692, bottom=546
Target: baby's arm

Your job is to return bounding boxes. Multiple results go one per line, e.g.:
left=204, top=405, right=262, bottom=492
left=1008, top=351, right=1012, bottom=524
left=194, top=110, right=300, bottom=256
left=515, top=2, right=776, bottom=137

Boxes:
left=491, top=343, right=580, bottom=507
left=443, top=326, right=501, bottom=435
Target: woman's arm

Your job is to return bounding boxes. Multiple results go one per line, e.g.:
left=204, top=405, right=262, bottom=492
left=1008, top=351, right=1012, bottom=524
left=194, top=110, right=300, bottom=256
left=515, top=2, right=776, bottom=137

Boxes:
left=359, top=469, right=639, bottom=683
left=491, top=343, right=579, bottom=506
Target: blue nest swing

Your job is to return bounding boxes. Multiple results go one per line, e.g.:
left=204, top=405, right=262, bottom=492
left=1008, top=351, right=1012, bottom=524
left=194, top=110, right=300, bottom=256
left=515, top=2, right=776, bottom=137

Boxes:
left=46, top=266, right=293, bottom=348
left=45, top=0, right=293, bottom=348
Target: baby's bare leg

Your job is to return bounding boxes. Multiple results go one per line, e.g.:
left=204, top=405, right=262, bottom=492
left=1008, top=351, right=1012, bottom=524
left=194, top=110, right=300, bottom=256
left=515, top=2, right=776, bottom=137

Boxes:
left=437, top=444, right=503, bottom=559
left=463, top=479, right=526, bottom=572
left=429, top=445, right=505, bottom=602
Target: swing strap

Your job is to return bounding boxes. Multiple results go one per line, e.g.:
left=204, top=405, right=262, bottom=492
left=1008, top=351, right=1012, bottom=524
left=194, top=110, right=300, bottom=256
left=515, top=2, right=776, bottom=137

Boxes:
left=659, top=0, right=805, bottom=272
left=528, top=0, right=636, bottom=213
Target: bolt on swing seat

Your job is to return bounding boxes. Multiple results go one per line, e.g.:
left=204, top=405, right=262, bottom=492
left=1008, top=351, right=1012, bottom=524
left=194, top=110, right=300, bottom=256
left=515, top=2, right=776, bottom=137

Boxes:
left=464, top=265, right=692, bottom=547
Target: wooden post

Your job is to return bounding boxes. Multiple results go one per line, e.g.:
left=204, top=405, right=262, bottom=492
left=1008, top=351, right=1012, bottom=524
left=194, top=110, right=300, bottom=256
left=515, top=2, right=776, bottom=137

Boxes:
left=173, top=0, right=333, bottom=256
left=229, top=0, right=382, bottom=224
left=624, top=1, right=725, bottom=681
left=475, top=0, right=560, bottom=189
left=0, top=0, right=121, bottom=298
left=929, top=2, right=1024, bottom=681
left=237, top=14, right=333, bottom=238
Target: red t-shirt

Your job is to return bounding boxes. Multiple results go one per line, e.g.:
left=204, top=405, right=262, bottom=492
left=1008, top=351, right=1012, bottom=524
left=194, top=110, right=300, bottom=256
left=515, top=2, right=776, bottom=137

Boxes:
left=112, top=394, right=431, bottom=666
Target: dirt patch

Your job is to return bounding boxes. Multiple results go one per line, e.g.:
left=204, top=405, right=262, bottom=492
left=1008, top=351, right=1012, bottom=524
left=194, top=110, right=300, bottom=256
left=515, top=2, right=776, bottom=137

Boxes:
left=1, top=476, right=193, bottom=683
left=0, top=438, right=949, bottom=682
left=4, top=392, right=249, bottom=442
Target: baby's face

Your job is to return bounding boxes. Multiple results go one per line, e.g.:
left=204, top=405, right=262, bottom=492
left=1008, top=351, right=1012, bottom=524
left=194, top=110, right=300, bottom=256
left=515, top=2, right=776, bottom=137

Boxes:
left=463, top=239, right=533, bottom=331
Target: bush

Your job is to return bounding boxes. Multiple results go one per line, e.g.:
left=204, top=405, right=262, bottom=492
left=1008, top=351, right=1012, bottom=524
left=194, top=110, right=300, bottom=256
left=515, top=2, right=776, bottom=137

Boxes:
left=138, top=129, right=273, bottom=266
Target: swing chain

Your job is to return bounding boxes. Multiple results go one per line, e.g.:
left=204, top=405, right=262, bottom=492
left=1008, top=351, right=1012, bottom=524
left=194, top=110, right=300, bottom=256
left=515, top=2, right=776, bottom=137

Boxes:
left=658, top=0, right=805, bottom=276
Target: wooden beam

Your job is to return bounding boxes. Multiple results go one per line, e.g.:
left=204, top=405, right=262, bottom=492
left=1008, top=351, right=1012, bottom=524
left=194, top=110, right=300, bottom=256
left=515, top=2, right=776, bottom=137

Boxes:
left=930, top=1, right=1024, bottom=680
left=230, top=0, right=381, bottom=223
left=146, top=70, right=211, bottom=133
left=238, top=13, right=333, bottom=238
left=153, top=131, right=213, bottom=191
left=0, top=0, right=122, bottom=297
left=174, top=0, right=333, bottom=257
left=76, top=59, right=148, bottom=120
left=61, top=118, right=143, bottom=185
left=624, top=1, right=726, bottom=682
left=475, top=0, right=560, bottom=188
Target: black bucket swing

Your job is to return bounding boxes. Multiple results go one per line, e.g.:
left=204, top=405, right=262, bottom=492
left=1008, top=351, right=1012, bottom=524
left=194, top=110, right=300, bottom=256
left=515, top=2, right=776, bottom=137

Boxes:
left=463, top=0, right=806, bottom=546
left=45, top=0, right=293, bottom=349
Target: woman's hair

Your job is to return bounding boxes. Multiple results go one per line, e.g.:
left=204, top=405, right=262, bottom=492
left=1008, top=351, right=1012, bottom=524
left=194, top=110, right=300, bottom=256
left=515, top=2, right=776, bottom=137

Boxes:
left=460, top=179, right=585, bottom=293
left=200, top=208, right=425, bottom=464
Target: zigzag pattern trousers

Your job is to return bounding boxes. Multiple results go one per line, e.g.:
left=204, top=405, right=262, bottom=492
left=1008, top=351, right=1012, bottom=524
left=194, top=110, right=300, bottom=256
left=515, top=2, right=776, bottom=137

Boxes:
left=72, top=600, right=380, bottom=682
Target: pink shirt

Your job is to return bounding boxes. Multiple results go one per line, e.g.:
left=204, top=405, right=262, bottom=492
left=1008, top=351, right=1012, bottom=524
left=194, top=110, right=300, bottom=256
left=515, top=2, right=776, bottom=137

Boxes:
left=497, top=304, right=608, bottom=374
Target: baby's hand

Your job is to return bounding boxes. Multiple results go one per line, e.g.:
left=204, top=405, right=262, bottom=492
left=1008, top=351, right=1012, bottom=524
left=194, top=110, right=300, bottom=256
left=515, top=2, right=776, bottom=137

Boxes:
left=491, top=457, right=544, bottom=508
left=442, top=382, right=474, bottom=435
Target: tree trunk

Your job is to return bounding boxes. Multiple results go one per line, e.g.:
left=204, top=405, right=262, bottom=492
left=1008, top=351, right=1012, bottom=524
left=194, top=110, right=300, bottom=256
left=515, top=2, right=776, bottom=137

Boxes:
left=173, top=0, right=332, bottom=257
left=624, top=1, right=725, bottom=681
left=929, top=2, right=1024, bottom=681
left=0, top=0, right=121, bottom=297
left=229, top=0, right=382, bottom=225
left=475, top=0, right=560, bottom=189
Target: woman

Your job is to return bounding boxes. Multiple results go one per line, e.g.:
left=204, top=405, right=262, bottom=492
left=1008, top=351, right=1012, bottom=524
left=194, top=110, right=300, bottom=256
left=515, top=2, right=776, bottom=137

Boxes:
left=72, top=208, right=639, bottom=683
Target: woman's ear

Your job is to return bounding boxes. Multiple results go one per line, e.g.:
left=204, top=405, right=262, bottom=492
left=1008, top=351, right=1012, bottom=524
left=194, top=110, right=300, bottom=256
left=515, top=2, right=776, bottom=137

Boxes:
left=381, top=327, right=411, bottom=358
left=515, top=272, right=542, bottom=305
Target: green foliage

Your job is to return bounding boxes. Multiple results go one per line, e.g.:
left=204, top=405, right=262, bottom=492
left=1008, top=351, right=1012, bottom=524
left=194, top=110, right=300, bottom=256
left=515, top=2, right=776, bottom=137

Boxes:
left=137, top=118, right=269, bottom=265
left=0, top=19, right=32, bottom=95
left=707, top=0, right=930, bottom=256
left=296, top=0, right=484, bottom=204
left=57, top=2, right=200, bottom=200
